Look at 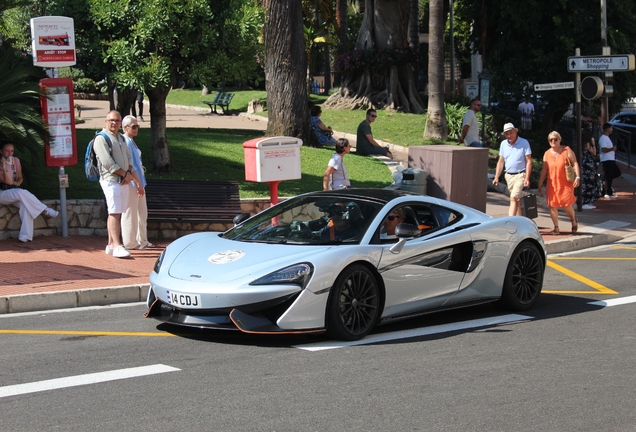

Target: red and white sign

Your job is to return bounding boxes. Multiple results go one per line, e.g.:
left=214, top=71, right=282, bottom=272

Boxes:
left=30, top=16, right=76, bottom=67
left=40, top=78, right=78, bottom=167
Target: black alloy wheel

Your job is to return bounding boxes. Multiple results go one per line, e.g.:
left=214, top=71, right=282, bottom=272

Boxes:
left=496, top=241, right=544, bottom=311
left=326, top=265, right=380, bottom=341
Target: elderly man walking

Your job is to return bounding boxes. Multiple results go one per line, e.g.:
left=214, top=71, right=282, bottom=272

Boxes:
left=492, top=123, right=533, bottom=216
left=94, top=110, right=134, bottom=258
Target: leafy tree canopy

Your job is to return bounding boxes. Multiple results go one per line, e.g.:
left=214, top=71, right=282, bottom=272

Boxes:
left=461, top=0, right=636, bottom=127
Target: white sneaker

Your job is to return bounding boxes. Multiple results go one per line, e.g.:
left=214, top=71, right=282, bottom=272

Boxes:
left=44, top=208, right=59, bottom=218
left=610, top=194, right=618, bottom=199
left=18, top=236, right=29, bottom=243
left=105, top=245, right=113, bottom=255
left=582, top=204, right=596, bottom=210
left=113, top=245, right=131, bottom=258
left=604, top=194, right=611, bottom=199
left=139, top=242, right=154, bottom=250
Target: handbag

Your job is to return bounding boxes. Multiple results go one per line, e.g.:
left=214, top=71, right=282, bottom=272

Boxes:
left=565, top=157, right=577, bottom=182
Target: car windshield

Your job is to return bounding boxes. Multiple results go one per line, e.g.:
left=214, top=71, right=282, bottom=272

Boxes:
left=223, top=194, right=384, bottom=245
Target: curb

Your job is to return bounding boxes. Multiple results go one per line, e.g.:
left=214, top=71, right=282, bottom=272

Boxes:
left=544, top=232, right=621, bottom=255
left=0, top=284, right=150, bottom=314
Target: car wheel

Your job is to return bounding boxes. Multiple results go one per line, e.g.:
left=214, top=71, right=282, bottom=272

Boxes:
left=496, top=241, right=544, bottom=311
left=326, top=265, right=380, bottom=341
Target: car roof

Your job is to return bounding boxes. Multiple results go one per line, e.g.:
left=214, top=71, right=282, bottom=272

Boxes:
left=301, top=188, right=417, bottom=204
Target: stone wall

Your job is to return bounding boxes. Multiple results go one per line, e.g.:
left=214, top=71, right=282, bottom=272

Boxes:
left=0, top=197, right=274, bottom=240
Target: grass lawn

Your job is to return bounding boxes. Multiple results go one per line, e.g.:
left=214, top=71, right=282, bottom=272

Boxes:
left=21, top=128, right=393, bottom=201
left=166, top=88, right=436, bottom=148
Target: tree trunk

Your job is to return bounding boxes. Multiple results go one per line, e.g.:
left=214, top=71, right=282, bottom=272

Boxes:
left=408, top=0, right=419, bottom=49
left=323, top=46, right=331, bottom=93
left=323, top=0, right=424, bottom=114
left=334, top=0, right=348, bottom=87
left=146, top=86, right=173, bottom=173
left=264, top=0, right=313, bottom=144
left=423, top=0, right=448, bottom=139
left=116, top=87, right=138, bottom=116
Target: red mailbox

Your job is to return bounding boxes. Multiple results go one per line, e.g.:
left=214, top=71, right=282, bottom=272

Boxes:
left=243, top=136, right=302, bottom=204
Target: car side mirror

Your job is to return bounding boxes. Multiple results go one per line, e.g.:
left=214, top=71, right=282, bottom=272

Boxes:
left=233, top=212, right=251, bottom=225
left=389, top=223, right=421, bottom=254
left=395, top=223, right=421, bottom=238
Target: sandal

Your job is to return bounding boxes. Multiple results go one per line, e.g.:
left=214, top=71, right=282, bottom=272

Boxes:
left=548, top=227, right=560, bottom=235
left=571, top=218, right=578, bottom=234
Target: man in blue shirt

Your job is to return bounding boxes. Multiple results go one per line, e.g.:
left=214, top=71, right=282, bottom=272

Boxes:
left=492, top=123, right=532, bottom=216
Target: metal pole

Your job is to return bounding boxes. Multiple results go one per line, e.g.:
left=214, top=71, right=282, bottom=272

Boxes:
left=575, top=49, right=582, bottom=212
left=58, top=166, right=68, bottom=237
left=600, top=0, right=609, bottom=124
left=450, top=0, right=455, bottom=97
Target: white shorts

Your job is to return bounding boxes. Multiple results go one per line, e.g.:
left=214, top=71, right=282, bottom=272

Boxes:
left=505, top=172, right=525, bottom=200
left=100, top=179, right=129, bottom=214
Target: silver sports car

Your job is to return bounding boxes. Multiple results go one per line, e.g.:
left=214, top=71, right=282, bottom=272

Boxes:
left=146, top=189, right=546, bottom=341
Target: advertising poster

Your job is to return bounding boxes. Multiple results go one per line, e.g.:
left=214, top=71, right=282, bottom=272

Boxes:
left=40, top=78, right=77, bottom=166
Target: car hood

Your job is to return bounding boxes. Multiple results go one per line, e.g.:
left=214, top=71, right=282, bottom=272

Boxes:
left=167, top=236, right=332, bottom=283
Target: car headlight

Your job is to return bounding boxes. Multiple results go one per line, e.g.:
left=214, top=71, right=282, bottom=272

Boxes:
left=153, top=250, right=166, bottom=274
left=250, top=263, right=314, bottom=289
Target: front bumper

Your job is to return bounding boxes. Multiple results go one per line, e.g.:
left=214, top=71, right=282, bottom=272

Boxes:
left=144, top=288, right=325, bottom=335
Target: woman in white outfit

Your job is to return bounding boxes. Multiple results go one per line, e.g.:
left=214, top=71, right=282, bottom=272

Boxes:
left=121, top=115, right=153, bottom=249
left=0, top=143, right=58, bottom=242
left=323, top=138, right=351, bottom=190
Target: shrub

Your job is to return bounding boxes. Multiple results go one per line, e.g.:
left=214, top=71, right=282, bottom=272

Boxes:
left=74, top=78, right=99, bottom=94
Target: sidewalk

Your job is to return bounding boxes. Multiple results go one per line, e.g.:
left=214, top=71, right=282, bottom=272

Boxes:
left=1, top=101, right=635, bottom=314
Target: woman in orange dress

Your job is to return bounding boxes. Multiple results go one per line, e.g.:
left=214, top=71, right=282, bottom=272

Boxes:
left=537, top=131, right=581, bottom=235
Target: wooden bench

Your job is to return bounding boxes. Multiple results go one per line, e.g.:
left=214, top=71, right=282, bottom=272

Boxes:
left=202, top=92, right=235, bottom=114
left=145, top=179, right=242, bottom=223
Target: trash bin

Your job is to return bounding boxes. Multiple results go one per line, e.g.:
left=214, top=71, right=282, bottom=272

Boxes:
left=400, top=167, right=427, bottom=195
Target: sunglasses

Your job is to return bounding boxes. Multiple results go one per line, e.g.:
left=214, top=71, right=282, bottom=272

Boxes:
left=369, top=114, right=377, bottom=118
left=129, top=125, right=139, bottom=130
left=387, top=215, right=400, bottom=221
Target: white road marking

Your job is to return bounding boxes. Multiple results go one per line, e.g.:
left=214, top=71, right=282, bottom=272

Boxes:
left=0, top=364, right=180, bottom=399
left=588, top=295, right=636, bottom=307
left=582, top=220, right=631, bottom=233
left=294, top=314, right=533, bottom=351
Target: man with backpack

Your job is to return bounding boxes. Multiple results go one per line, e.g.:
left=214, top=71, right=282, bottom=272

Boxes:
left=94, top=110, right=133, bottom=258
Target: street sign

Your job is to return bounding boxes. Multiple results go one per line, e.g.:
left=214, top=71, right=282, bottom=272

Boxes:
left=567, top=55, right=635, bottom=72
left=534, top=81, right=574, bottom=91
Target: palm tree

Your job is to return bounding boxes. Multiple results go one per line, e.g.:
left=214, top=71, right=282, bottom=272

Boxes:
left=423, top=0, right=448, bottom=139
left=0, top=47, right=48, bottom=156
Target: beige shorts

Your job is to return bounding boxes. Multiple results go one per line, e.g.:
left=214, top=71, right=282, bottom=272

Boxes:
left=505, top=172, right=525, bottom=199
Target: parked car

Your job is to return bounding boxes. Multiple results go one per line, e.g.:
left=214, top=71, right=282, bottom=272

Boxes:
left=146, top=189, right=546, bottom=341
left=609, top=112, right=636, bottom=133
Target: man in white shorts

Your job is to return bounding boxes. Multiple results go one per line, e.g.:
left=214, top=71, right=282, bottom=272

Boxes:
left=492, top=123, right=533, bottom=216
left=94, top=110, right=133, bottom=258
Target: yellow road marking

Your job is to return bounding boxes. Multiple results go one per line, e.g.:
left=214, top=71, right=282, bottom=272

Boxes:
left=0, top=330, right=175, bottom=337
left=544, top=260, right=618, bottom=295
left=611, top=246, right=636, bottom=251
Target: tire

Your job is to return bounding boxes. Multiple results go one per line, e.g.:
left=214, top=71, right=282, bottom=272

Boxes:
left=326, top=265, right=380, bottom=341
left=496, top=241, right=544, bottom=311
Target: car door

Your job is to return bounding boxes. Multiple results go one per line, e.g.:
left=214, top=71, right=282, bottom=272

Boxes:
left=376, top=204, right=474, bottom=318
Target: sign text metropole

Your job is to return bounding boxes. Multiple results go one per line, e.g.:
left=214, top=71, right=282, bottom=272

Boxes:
left=567, top=55, right=635, bottom=72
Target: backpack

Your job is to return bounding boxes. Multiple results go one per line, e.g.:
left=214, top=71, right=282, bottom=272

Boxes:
left=85, top=131, right=112, bottom=181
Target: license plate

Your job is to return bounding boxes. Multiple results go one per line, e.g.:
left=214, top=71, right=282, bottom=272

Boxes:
left=166, top=291, right=202, bottom=308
